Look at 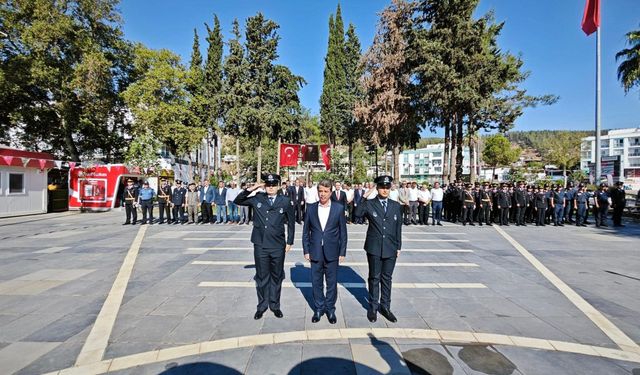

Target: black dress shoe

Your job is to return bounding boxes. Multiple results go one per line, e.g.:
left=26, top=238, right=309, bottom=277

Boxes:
left=327, top=312, right=337, bottom=324
left=311, top=311, right=322, bottom=323
left=254, top=310, right=265, bottom=320
left=272, top=309, right=284, bottom=318
left=122, top=222, right=130, bottom=225
left=367, top=309, right=377, bottom=322
left=379, top=307, right=397, bottom=323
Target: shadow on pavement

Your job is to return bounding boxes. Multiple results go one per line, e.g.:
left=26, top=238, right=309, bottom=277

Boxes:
left=159, top=362, right=242, bottom=374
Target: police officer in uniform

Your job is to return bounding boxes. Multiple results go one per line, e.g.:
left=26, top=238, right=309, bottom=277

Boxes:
left=514, top=182, right=527, bottom=226
left=138, top=181, right=155, bottom=224
left=497, top=184, right=510, bottom=226
left=171, top=180, right=187, bottom=224
left=234, top=174, right=295, bottom=320
left=594, top=183, right=610, bottom=227
left=460, top=183, right=475, bottom=226
left=157, top=178, right=172, bottom=224
left=478, top=182, right=492, bottom=226
left=356, top=176, right=403, bottom=323
left=123, top=179, right=139, bottom=225
left=574, top=184, right=589, bottom=227
left=610, top=181, right=626, bottom=227
left=553, top=185, right=566, bottom=226
left=535, top=185, right=548, bottom=226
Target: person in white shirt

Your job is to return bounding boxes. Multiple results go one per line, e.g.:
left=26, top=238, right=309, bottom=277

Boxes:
left=226, top=181, right=241, bottom=224
left=408, top=181, right=420, bottom=225
left=430, top=181, right=444, bottom=226
left=305, top=181, right=319, bottom=204
left=388, top=183, right=398, bottom=201
left=418, top=184, right=432, bottom=225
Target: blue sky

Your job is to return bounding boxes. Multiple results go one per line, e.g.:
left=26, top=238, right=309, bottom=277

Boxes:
left=119, top=0, right=640, bottom=135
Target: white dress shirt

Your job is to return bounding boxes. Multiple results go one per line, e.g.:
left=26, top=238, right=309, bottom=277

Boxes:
left=408, top=187, right=419, bottom=201
left=318, top=200, right=331, bottom=231
left=418, top=189, right=432, bottom=203
left=430, top=187, right=444, bottom=202
left=305, top=186, right=319, bottom=204
left=389, top=189, right=399, bottom=201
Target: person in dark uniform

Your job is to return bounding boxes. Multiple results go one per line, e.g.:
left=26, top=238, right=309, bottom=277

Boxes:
left=525, top=185, right=535, bottom=224
left=574, top=184, right=589, bottom=226
left=460, top=183, right=475, bottom=226
left=564, top=182, right=576, bottom=224
left=491, top=183, right=500, bottom=224
left=534, top=186, right=548, bottom=226
left=594, top=183, right=610, bottom=227
left=138, top=181, right=155, bottom=224
left=302, top=179, right=348, bottom=324
left=355, top=175, right=403, bottom=323
left=234, top=173, right=295, bottom=320
left=171, top=180, right=187, bottom=225
left=497, top=184, right=510, bottom=226
left=478, top=182, right=492, bottom=226
left=514, top=182, right=527, bottom=226
left=123, top=179, right=139, bottom=225
left=157, top=178, right=172, bottom=224
left=610, top=181, right=626, bottom=227
left=553, top=185, right=566, bottom=226
left=545, top=185, right=555, bottom=225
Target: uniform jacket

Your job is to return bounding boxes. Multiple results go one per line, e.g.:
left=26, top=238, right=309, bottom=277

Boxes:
left=124, top=186, right=139, bottom=204
left=294, top=186, right=305, bottom=206
left=478, top=189, right=492, bottom=208
left=171, top=187, right=186, bottom=205
left=535, top=191, right=548, bottom=209
left=213, top=187, right=227, bottom=206
left=234, top=190, right=295, bottom=247
left=302, top=202, right=348, bottom=261
left=553, top=191, right=566, bottom=206
left=514, top=189, right=527, bottom=206
left=158, top=184, right=172, bottom=203
left=610, top=187, right=626, bottom=207
left=460, top=190, right=475, bottom=206
left=497, top=190, right=510, bottom=208
left=574, top=191, right=589, bottom=206
left=354, top=198, right=403, bottom=258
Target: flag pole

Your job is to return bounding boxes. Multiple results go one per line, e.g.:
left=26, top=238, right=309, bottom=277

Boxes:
left=276, top=137, right=281, bottom=175
left=595, top=26, right=602, bottom=183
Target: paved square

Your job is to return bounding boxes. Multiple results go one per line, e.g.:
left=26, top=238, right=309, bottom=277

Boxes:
left=0, top=211, right=639, bottom=374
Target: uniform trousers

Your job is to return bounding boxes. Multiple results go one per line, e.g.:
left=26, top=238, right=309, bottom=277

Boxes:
left=576, top=204, right=587, bottom=225
left=140, top=199, right=154, bottom=223
left=500, top=207, right=509, bottom=225
left=515, top=206, right=526, bottom=225
left=479, top=205, right=491, bottom=225
left=124, top=202, right=137, bottom=223
left=554, top=205, right=564, bottom=225
left=254, top=245, right=285, bottom=312
left=172, top=204, right=185, bottom=223
left=158, top=201, right=171, bottom=223
left=367, top=253, right=397, bottom=311
left=596, top=204, right=609, bottom=226
left=536, top=207, right=546, bottom=225
left=461, top=203, right=474, bottom=224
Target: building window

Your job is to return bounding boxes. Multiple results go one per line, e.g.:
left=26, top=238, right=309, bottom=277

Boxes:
left=601, top=140, right=609, bottom=148
left=9, top=173, right=24, bottom=194
left=612, top=138, right=624, bottom=148
left=630, top=138, right=640, bottom=146
left=432, top=152, right=442, bottom=158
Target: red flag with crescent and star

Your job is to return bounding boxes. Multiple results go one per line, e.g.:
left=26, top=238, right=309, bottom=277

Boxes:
left=581, top=0, right=600, bottom=36
left=320, top=144, right=331, bottom=170
left=279, top=143, right=299, bottom=167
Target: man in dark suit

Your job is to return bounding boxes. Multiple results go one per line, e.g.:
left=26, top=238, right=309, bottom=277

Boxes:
left=352, top=183, right=364, bottom=224
left=289, top=179, right=305, bottom=224
left=199, top=180, right=215, bottom=224
left=302, top=179, right=348, bottom=324
left=234, top=174, right=295, bottom=320
left=213, top=181, right=227, bottom=224
left=355, top=175, right=403, bottom=323
left=331, top=181, right=348, bottom=206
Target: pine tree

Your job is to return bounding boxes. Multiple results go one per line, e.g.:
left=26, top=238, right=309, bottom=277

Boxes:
left=204, top=14, right=224, bottom=171
left=221, top=19, right=248, bottom=138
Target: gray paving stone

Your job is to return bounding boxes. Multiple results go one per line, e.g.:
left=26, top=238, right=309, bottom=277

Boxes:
left=245, top=343, right=303, bottom=375
left=300, top=343, right=355, bottom=375
left=117, top=315, right=184, bottom=343
left=14, top=340, right=82, bottom=375
left=24, top=313, right=96, bottom=342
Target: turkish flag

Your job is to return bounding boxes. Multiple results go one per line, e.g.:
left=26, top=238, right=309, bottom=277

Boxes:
left=279, top=144, right=299, bottom=167
left=581, top=0, right=600, bottom=36
left=301, top=144, right=319, bottom=162
left=320, top=144, right=331, bottom=171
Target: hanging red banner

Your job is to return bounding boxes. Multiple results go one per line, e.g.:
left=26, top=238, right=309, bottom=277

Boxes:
left=279, top=143, right=300, bottom=167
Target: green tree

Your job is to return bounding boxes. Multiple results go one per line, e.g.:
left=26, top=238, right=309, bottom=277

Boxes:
left=541, top=131, right=581, bottom=187
left=187, top=28, right=209, bottom=177
left=204, top=15, right=224, bottom=127
left=320, top=4, right=348, bottom=148
left=0, top=0, right=133, bottom=161
left=124, top=128, right=161, bottom=174
left=122, top=45, right=205, bottom=178
left=616, top=26, right=640, bottom=95
left=481, top=134, right=520, bottom=181
left=343, top=23, right=364, bottom=178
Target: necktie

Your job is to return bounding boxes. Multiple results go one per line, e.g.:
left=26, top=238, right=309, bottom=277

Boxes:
left=269, top=197, right=274, bottom=206
left=382, top=200, right=387, bottom=213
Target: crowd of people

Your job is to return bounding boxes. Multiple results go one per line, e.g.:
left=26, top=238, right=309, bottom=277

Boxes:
left=120, top=176, right=630, bottom=228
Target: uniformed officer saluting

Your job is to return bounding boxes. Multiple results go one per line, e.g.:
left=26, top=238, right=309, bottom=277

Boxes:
left=355, top=175, right=403, bottom=323
left=234, top=173, right=295, bottom=320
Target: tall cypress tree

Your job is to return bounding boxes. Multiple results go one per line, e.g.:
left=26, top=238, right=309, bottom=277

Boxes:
left=343, top=23, right=363, bottom=178
left=203, top=15, right=223, bottom=172
left=320, top=4, right=348, bottom=148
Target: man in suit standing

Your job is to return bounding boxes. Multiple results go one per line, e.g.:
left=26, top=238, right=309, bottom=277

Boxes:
left=302, top=179, right=348, bottom=324
left=234, top=174, right=295, bottom=320
left=200, top=180, right=214, bottom=224
left=355, top=175, right=403, bottom=323
left=352, top=183, right=365, bottom=224
left=292, top=179, right=305, bottom=224
left=331, top=181, right=348, bottom=206
left=213, top=181, right=227, bottom=224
